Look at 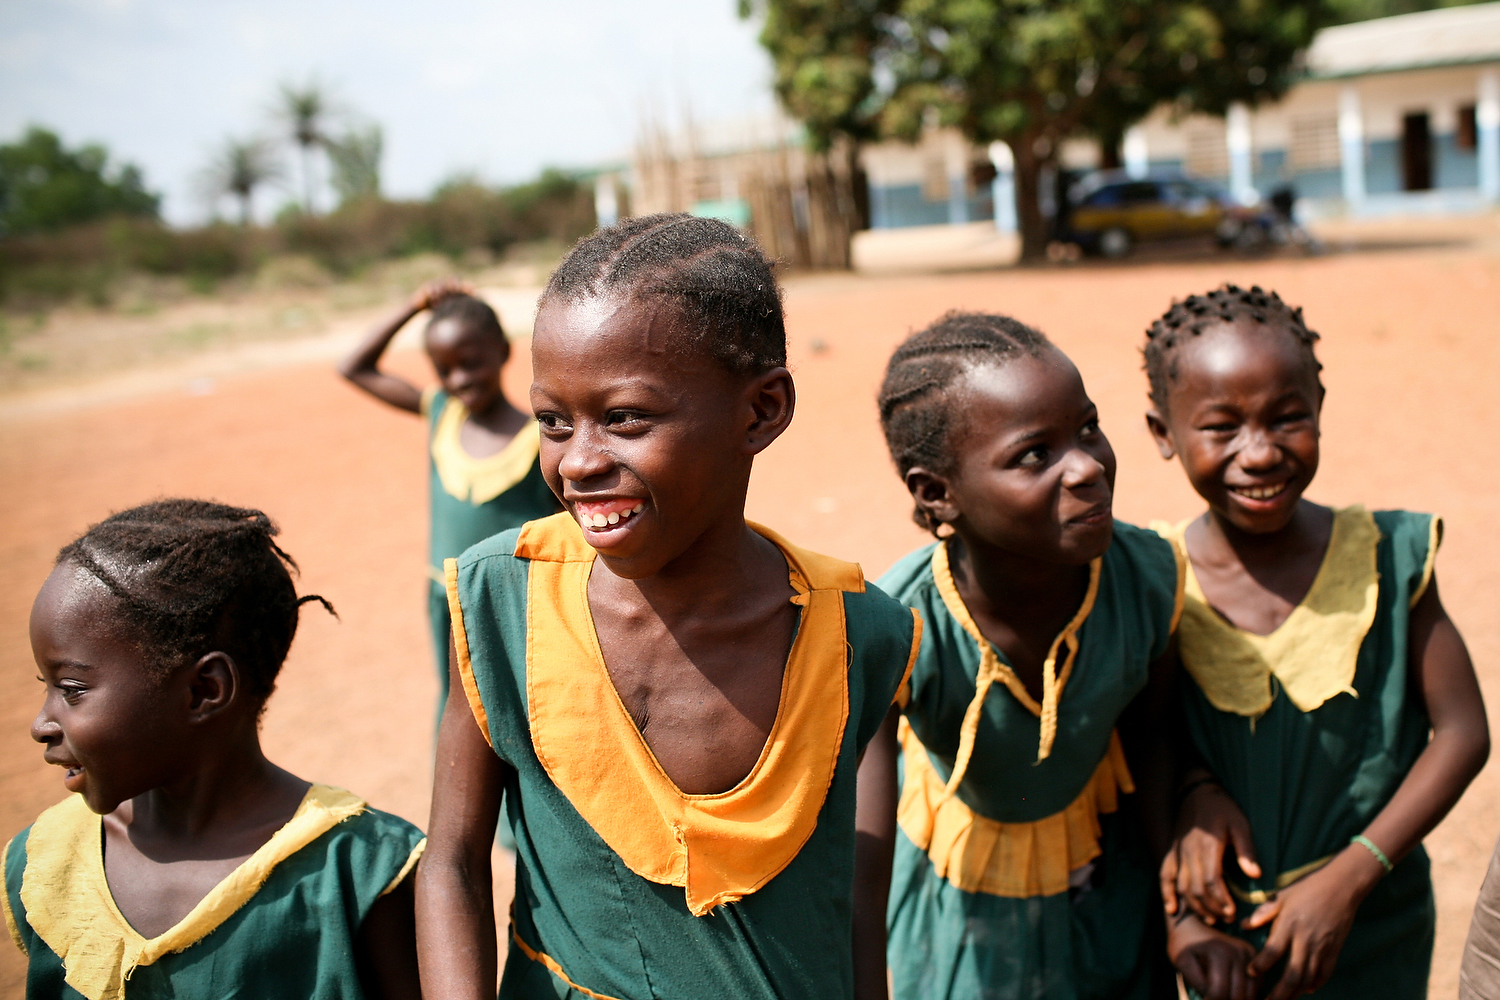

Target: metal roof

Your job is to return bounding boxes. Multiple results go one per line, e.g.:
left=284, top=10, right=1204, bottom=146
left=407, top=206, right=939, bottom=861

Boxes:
left=1307, top=2, right=1500, bottom=79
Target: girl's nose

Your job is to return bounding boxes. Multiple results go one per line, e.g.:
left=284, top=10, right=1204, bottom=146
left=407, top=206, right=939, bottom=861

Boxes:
left=556, top=427, right=615, bottom=484
left=1238, top=428, right=1280, bottom=469
left=1061, top=447, right=1106, bottom=489
left=31, top=704, right=60, bottom=745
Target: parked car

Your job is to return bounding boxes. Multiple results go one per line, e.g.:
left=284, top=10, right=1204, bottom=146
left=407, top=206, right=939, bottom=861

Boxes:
left=1062, top=173, right=1242, bottom=258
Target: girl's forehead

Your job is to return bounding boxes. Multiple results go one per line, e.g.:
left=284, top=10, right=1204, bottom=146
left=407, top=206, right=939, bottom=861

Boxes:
left=1176, top=321, right=1317, bottom=392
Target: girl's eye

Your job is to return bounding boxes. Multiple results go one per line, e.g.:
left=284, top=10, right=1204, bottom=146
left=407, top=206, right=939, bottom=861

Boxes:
left=537, top=413, right=571, bottom=432
left=58, top=683, right=85, bottom=704
left=1081, top=419, right=1100, bottom=437
left=1017, top=446, right=1047, bottom=468
left=606, top=411, right=646, bottom=429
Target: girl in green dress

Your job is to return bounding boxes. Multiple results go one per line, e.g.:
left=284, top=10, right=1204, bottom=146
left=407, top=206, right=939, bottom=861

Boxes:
left=874, top=311, right=1190, bottom=1000
left=416, top=215, right=920, bottom=1000
left=1145, top=285, right=1490, bottom=1000
left=5, top=500, right=425, bottom=1000
left=339, top=280, right=560, bottom=727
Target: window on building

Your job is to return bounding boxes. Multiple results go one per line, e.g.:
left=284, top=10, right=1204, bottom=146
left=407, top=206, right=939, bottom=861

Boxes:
left=1458, top=104, right=1478, bottom=151
left=1289, top=114, right=1341, bottom=172
left=1185, top=123, right=1229, bottom=178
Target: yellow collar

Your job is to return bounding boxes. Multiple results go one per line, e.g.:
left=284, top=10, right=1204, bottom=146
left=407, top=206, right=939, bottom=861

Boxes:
left=431, top=396, right=541, bottom=505
left=1158, top=505, right=1380, bottom=718
left=930, top=541, right=1100, bottom=778
left=20, top=786, right=365, bottom=1000
left=510, top=512, right=861, bottom=916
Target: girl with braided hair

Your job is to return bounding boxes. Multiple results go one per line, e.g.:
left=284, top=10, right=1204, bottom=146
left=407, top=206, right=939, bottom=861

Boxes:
left=874, top=311, right=1190, bottom=1000
left=339, top=280, right=560, bottom=732
left=1145, top=285, right=1488, bottom=1000
left=416, top=214, right=920, bottom=1000
left=4, top=500, right=425, bottom=1000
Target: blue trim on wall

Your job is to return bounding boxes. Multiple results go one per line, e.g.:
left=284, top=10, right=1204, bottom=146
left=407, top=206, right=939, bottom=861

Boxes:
left=869, top=183, right=995, bottom=229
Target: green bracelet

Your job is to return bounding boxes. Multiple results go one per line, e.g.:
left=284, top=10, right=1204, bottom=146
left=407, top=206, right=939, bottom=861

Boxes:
left=1351, top=834, right=1394, bottom=873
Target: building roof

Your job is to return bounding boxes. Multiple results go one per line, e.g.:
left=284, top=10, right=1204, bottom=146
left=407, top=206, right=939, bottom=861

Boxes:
left=1307, top=1, right=1500, bottom=78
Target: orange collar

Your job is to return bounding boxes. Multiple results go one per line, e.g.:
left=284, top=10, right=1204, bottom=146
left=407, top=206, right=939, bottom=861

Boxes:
left=515, top=513, right=861, bottom=915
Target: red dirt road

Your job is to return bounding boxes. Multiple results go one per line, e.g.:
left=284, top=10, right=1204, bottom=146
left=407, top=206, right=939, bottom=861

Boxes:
left=3, top=244, right=1499, bottom=996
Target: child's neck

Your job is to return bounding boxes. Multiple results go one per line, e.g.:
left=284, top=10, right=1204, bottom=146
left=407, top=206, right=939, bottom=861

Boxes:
left=948, top=533, right=1090, bottom=626
left=119, top=728, right=307, bottom=846
left=1199, top=498, right=1331, bottom=571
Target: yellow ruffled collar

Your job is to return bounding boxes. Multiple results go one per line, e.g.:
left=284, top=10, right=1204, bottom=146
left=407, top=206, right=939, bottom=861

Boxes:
left=19, top=786, right=366, bottom=1000
left=430, top=393, right=541, bottom=506
left=1157, top=506, right=1380, bottom=718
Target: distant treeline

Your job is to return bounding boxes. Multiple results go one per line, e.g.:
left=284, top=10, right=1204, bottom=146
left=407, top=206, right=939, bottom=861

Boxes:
left=0, top=128, right=597, bottom=308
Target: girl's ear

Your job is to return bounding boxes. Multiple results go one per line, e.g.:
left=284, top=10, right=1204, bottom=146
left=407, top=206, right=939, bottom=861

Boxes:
left=1144, top=410, right=1177, bottom=461
left=906, top=467, right=960, bottom=529
left=742, top=367, right=796, bottom=455
left=185, top=651, right=239, bottom=723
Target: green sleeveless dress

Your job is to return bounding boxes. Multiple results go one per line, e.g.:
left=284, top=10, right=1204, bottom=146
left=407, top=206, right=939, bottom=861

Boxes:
left=443, top=512, right=921, bottom=1000
left=2, top=786, right=425, bottom=1000
left=878, top=522, right=1182, bottom=1000
left=1159, top=507, right=1441, bottom=1000
left=422, top=388, right=559, bottom=714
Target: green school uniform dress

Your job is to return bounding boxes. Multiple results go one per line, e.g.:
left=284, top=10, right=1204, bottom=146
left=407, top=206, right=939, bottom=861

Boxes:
left=2, top=786, right=425, bottom=1000
left=1158, top=506, right=1442, bottom=1000
left=878, top=522, right=1183, bottom=1000
left=443, top=512, right=921, bottom=1000
left=422, top=387, right=559, bottom=712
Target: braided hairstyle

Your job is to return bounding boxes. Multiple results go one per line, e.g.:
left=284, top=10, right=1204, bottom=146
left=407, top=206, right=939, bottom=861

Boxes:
left=541, top=213, right=785, bottom=378
left=1143, top=284, right=1322, bottom=415
left=55, top=499, right=333, bottom=703
left=428, top=293, right=509, bottom=358
left=878, top=311, right=1053, bottom=533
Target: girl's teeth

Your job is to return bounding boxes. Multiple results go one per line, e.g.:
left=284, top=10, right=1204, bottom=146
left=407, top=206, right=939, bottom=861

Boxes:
left=607, top=512, right=620, bottom=525
left=632, top=503, right=644, bottom=514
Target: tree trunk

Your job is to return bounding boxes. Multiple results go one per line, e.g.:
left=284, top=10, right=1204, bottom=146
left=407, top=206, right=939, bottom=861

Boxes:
left=1011, top=138, right=1051, bottom=263
left=1098, top=125, right=1124, bottom=170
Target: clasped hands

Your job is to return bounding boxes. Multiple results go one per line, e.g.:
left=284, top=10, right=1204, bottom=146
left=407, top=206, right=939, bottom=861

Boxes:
left=1162, top=781, right=1382, bottom=1000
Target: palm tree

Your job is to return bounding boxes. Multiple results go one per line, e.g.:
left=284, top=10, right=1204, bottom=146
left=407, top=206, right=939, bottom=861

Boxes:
left=277, top=80, right=332, bottom=214
left=207, top=137, right=280, bottom=225
left=327, top=123, right=383, bottom=204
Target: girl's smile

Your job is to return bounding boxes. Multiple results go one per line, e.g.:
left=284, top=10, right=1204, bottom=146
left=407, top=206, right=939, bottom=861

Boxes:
left=530, top=293, right=792, bottom=579
left=1148, top=318, right=1322, bottom=536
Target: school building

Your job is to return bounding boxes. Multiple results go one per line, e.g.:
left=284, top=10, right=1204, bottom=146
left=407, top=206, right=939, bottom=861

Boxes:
left=859, top=2, right=1500, bottom=227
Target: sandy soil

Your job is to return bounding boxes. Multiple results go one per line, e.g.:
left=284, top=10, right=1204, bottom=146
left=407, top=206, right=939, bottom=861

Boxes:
left=2, top=238, right=1499, bottom=996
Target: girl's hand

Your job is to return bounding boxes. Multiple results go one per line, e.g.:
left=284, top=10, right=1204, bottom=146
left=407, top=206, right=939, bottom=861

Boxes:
left=1168, top=912, right=1258, bottom=1000
left=1243, top=846, right=1384, bottom=1000
left=1162, top=778, right=1262, bottom=924
left=411, top=278, right=474, bottom=312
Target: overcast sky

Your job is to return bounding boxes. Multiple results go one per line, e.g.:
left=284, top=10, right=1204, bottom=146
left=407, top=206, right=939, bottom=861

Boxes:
left=0, top=0, right=776, bottom=224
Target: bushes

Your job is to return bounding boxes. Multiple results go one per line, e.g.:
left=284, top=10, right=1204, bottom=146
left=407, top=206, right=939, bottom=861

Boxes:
left=0, top=170, right=597, bottom=307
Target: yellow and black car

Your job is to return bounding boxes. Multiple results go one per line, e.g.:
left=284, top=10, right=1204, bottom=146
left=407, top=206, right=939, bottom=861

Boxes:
left=1063, top=174, right=1241, bottom=258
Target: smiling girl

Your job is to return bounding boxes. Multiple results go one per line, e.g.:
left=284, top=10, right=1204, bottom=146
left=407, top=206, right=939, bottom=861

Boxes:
left=874, top=312, right=1186, bottom=1000
left=415, top=215, right=921, bottom=1000
left=1145, top=285, right=1489, bottom=1000
left=4, top=500, right=424, bottom=1000
left=339, top=281, right=559, bottom=728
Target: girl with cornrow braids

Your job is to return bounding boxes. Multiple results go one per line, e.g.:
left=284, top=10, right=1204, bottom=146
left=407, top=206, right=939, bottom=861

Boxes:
left=5, top=499, right=425, bottom=1000
left=417, top=214, right=920, bottom=1000
left=340, top=280, right=560, bottom=735
left=1145, top=286, right=1488, bottom=1000
left=874, top=311, right=1191, bottom=1000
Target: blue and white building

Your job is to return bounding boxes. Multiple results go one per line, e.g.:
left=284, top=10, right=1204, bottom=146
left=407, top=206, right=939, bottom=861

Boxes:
left=860, top=2, right=1500, bottom=227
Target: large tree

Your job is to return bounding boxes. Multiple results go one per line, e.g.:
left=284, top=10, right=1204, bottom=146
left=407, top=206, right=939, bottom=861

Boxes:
left=0, top=127, right=159, bottom=235
left=206, top=136, right=280, bottom=226
left=744, top=1, right=1335, bottom=262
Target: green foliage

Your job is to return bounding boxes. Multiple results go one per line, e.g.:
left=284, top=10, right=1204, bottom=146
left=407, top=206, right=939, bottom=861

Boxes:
left=0, top=167, right=594, bottom=306
left=206, top=137, right=281, bottom=225
left=0, top=127, right=160, bottom=235
left=1327, top=0, right=1488, bottom=21
left=745, top=0, right=1339, bottom=258
left=327, top=124, right=383, bottom=205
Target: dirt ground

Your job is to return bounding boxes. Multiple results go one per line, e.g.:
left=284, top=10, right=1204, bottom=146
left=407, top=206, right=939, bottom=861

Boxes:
left=3, top=234, right=1499, bottom=997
